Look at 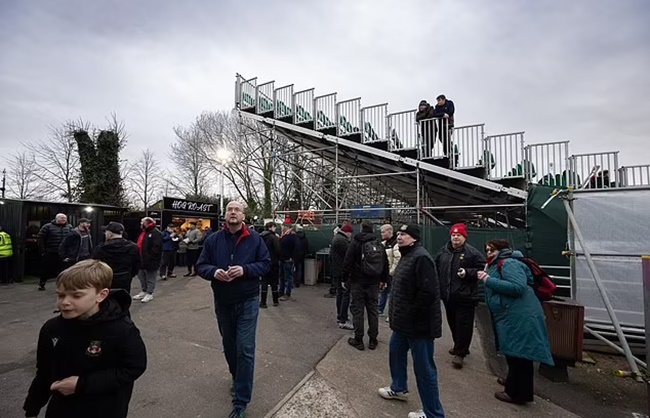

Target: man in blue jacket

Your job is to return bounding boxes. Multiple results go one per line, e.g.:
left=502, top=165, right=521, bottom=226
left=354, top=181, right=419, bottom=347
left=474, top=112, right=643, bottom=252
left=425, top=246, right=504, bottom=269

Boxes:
left=196, top=201, right=270, bottom=418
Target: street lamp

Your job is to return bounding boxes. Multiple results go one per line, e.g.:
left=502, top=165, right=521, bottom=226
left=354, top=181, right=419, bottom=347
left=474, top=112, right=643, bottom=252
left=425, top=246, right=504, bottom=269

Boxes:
left=216, top=148, right=233, bottom=219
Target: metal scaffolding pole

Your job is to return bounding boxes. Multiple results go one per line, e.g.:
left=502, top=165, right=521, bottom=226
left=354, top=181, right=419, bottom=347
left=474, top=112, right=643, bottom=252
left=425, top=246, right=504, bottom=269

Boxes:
left=335, top=138, right=339, bottom=225
left=416, top=162, right=421, bottom=224
left=643, top=256, right=650, bottom=414
left=562, top=192, right=642, bottom=381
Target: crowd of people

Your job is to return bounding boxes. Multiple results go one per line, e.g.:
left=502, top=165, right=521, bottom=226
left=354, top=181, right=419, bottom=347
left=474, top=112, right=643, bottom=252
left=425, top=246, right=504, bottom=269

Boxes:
left=21, top=206, right=554, bottom=418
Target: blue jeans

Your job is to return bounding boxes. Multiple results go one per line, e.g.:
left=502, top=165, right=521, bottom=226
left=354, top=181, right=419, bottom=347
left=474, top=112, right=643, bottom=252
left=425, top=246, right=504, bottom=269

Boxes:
left=389, top=331, right=445, bottom=418
left=279, top=260, right=294, bottom=296
left=215, top=297, right=260, bottom=411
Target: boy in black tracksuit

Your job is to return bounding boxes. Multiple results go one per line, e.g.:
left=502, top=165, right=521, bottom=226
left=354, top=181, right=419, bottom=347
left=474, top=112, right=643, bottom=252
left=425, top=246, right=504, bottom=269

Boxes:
left=23, top=259, right=147, bottom=418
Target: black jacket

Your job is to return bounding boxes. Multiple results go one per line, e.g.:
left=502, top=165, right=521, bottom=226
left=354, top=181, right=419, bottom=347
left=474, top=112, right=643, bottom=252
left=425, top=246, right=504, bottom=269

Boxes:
left=38, top=221, right=72, bottom=254
left=138, top=227, right=163, bottom=271
left=415, top=104, right=435, bottom=122
left=23, top=290, right=147, bottom=418
left=92, top=239, right=141, bottom=289
left=329, top=231, right=350, bottom=280
left=294, top=230, right=309, bottom=261
left=342, top=231, right=389, bottom=285
left=389, top=244, right=442, bottom=339
left=279, top=231, right=300, bottom=261
left=435, top=241, right=485, bottom=301
left=59, top=228, right=93, bottom=263
left=433, top=100, right=455, bottom=128
left=261, top=230, right=281, bottom=274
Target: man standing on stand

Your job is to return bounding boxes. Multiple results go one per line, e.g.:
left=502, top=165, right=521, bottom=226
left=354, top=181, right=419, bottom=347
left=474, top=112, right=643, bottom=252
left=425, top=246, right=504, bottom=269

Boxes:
left=196, top=201, right=270, bottom=418
left=435, top=223, right=485, bottom=369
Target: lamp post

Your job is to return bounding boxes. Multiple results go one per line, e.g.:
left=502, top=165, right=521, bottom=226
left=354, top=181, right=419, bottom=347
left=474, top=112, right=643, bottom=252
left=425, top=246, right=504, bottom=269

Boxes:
left=216, top=148, right=233, bottom=220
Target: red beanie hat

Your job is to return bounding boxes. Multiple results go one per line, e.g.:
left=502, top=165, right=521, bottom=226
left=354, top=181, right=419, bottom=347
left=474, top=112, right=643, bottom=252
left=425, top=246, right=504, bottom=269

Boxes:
left=450, top=223, right=468, bottom=238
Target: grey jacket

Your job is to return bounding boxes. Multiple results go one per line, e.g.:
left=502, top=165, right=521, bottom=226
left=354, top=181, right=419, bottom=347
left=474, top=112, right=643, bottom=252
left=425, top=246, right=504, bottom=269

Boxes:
left=185, top=228, right=203, bottom=250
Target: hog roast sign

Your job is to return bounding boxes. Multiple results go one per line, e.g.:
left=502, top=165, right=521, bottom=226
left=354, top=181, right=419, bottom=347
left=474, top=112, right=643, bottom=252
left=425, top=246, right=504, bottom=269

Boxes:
left=163, top=197, right=219, bottom=215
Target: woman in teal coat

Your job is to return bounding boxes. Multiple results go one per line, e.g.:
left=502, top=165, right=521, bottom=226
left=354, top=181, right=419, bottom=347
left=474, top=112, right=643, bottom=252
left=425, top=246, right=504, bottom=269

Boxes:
left=477, top=239, right=553, bottom=405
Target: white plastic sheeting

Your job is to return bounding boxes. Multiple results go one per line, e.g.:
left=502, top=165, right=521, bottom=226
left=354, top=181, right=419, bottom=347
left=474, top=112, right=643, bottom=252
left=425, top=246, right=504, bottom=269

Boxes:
left=573, top=188, right=650, bottom=330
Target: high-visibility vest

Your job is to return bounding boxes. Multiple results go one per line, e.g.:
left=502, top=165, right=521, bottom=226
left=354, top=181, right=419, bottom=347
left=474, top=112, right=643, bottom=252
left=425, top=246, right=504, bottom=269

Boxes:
left=0, top=231, right=13, bottom=257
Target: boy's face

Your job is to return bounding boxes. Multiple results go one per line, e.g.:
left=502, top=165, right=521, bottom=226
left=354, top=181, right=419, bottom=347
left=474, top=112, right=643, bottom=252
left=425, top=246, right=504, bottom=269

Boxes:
left=56, top=286, right=109, bottom=320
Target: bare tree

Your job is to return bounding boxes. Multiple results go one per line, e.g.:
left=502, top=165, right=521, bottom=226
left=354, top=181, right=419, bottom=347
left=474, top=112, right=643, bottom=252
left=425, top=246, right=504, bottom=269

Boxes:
left=5, top=151, right=46, bottom=200
left=25, top=122, right=83, bottom=202
left=129, top=149, right=160, bottom=210
left=169, top=125, right=214, bottom=199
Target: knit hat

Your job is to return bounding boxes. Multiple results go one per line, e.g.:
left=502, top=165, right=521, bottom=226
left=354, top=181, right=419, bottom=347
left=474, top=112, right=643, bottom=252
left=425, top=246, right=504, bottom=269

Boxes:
left=418, top=100, right=429, bottom=107
left=398, top=224, right=420, bottom=241
left=340, top=224, right=353, bottom=233
left=283, top=217, right=292, bottom=225
left=450, top=223, right=468, bottom=238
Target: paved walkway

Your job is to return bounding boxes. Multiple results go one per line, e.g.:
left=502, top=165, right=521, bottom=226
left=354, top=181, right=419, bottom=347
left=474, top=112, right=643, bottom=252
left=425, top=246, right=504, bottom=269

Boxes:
left=0, top=275, right=580, bottom=417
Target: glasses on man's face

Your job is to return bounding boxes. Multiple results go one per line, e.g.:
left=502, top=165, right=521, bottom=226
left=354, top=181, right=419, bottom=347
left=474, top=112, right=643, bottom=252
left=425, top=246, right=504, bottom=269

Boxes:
left=485, top=247, right=494, bottom=253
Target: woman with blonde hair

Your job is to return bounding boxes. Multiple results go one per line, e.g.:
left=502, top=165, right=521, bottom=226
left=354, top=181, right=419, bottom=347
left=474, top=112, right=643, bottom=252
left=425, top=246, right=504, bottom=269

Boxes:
left=477, top=239, right=553, bottom=405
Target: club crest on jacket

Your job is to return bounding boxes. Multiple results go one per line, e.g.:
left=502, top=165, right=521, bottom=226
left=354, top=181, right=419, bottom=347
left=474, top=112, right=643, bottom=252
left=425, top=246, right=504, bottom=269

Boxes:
left=86, top=340, right=102, bottom=357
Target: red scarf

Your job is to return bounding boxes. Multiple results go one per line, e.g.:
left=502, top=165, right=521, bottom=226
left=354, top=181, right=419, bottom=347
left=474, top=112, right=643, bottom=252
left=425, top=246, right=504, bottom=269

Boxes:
left=137, top=223, right=155, bottom=254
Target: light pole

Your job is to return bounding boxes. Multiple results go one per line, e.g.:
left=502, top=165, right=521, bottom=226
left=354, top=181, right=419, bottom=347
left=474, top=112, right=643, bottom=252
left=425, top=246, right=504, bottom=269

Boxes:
left=216, top=148, right=233, bottom=220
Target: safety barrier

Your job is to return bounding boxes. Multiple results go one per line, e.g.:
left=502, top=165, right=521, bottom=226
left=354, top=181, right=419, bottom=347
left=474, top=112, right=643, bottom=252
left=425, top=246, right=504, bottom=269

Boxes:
left=361, top=103, right=388, bottom=143
left=274, top=84, right=294, bottom=119
left=256, top=81, right=274, bottom=114
left=418, top=117, right=447, bottom=160
left=485, top=132, right=526, bottom=180
left=452, top=124, right=486, bottom=170
left=619, top=165, right=650, bottom=187
left=314, top=93, right=337, bottom=131
left=239, top=77, right=257, bottom=110
left=336, top=98, right=361, bottom=137
left=525, top=140, right=570, bottom=186
left=568, top=152, right=619, bottom=189
left=293, top=88, right=315, bottom=124
left=387, top=110, right=417, bottom=151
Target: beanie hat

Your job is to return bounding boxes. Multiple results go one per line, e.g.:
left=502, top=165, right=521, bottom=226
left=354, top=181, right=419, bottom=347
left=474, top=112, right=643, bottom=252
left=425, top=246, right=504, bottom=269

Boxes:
left=283, top=217, right=292, bottom=225
left=398, top=224, right=420, bottom=241
left=450, top=223, right=468, bottom=238
left=104, top=221, right=125, bottom=234
left=418, top=100, right=429, bottom=107
left=340, top=224, right=353, bottom=233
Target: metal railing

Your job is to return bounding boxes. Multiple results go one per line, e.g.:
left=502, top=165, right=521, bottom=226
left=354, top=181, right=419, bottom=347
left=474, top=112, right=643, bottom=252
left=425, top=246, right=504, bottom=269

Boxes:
left=618, top=165, right=650, bottom=188
left=361, top=103, right=388, bottom=143
left=256, top=81, right=274, bottom=114
left=449, top=124, right=486, bottom=170
left=314, top=93, right=337, bottom=131
left=525, top=140, right=570, bottom=185
left=336, top=97, right=361, bottom=137
left=485, top=132, right=526, bottom=180
left=418, top=117, right=447, bottom=160
left=239, top=77, right=257, bottom=110
left=274, top=84, right=294, bottom=119
left=568, top=151, right=619, bottom=189
left=387, top=109, right=417, bottom=151
left=293, top=88, right=315, bottom=124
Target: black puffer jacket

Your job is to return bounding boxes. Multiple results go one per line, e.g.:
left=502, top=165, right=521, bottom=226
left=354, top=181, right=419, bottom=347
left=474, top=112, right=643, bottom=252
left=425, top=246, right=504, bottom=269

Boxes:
left=93, top=239, right=141, bottom=290
left=389, top=243, right=442, bottom=339
left=38, top=221, right=72, bottom=254
left=342, top=232, right=389, bottom=285
left=329, top=231, right=350, bottom=280
left=138, top=227, right=163, bottom=271
left=261, top=230, right=281, bottom=274
left=435, top=241, right=485, bottom=301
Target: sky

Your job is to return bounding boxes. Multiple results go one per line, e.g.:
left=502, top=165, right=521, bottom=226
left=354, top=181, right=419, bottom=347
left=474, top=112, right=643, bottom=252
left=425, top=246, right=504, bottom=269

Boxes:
left=1, top=0, right=649, bottom=188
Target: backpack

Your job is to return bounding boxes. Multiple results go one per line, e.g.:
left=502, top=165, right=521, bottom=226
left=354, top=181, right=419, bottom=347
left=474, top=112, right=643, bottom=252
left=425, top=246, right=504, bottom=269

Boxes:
left=360, top=239, right=385, bottom=277
left=497, top=257, right=557, bottom=302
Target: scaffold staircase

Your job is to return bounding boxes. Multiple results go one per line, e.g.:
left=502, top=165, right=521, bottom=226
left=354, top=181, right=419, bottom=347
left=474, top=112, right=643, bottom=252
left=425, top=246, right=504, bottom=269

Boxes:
left=234, top=74, right=650, bottom=211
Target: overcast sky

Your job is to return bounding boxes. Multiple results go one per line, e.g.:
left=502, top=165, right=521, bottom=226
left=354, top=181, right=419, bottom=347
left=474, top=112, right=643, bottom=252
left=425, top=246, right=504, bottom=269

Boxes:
left=1, top=0, right=649, bottom=178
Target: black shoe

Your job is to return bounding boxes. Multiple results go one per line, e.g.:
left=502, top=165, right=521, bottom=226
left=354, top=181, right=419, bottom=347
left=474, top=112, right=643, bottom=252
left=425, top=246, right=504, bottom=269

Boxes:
left=368, top=339, right=378, bottom=350
left=38, top=285, right=45, bottom=291
left=190, top=273, right=197, bottom=277
left=260, top=303, right=268, bottom=309
left=228, top=408, right=245, bottom=418
left=273, top=302, right=279, bottom=306
left=183, top=272, right=192, bottom=277
left=168, top=274, right=177, bottom=278
left=324, top=293, right=336, bottom=298
left=348, top=337, right=365, bottom=351
left=161, top=275, right=167, bottom=280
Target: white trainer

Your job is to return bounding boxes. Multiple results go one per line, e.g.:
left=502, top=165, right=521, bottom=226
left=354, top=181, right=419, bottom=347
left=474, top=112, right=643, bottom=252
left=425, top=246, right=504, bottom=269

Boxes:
left=141, top=294, right=154, bottom=303
left=133, top=292, right=146, bottom=300
left=408, top=411, right=426, bottom=418
left=378, top=386, right=409, bottom=401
